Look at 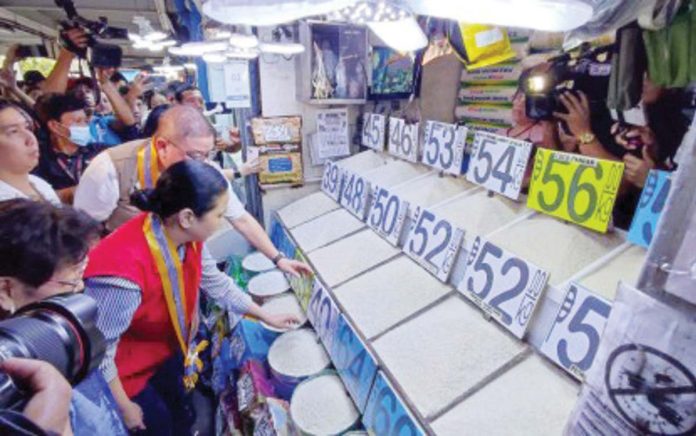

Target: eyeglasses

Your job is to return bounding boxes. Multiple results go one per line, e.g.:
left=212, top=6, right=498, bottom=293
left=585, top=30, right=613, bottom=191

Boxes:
left=162, top=136, right=213, bottom=162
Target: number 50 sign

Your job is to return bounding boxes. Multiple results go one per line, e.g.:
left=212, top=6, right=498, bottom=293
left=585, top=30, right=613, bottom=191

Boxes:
left=527, top=149, right=624, bottom=233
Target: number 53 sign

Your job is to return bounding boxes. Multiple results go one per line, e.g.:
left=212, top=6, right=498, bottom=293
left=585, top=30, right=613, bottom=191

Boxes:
left=527, top=149, right=624, bottom=233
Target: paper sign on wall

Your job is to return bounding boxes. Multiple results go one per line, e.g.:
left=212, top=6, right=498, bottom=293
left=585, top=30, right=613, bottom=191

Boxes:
left=316, top=109, right=350, bottom=159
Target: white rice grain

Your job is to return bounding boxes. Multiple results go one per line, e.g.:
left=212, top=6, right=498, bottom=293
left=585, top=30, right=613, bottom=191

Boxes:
left=290, top=374, right=359, bottom=435
left=269, top=329, right=330, bottom=378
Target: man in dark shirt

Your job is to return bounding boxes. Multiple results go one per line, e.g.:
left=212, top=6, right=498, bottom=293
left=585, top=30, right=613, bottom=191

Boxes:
left=33, top=93, right=107, bottom=204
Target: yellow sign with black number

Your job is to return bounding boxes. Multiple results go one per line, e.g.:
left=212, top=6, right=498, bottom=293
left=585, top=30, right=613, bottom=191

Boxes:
left=527, top=149, right=624, bottom=233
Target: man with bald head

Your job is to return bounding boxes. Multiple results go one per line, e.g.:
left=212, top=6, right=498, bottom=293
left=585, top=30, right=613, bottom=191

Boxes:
left=74, top=105, right=311, bottom=275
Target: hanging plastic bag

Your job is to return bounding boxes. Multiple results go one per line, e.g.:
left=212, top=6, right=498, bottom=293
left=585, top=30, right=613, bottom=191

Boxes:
left=448, top=23, right=516, bottom=70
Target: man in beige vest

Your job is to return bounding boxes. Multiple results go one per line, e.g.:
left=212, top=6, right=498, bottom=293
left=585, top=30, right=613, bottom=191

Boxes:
left=74, top=105, right=310, bottom=277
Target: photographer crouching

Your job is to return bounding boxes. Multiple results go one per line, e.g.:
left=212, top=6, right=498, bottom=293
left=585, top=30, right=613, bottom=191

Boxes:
left=0, top=199, right=127, bottom=435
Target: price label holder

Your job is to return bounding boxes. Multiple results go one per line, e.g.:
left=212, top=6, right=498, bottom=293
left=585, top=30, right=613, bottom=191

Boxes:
left=627, top=169, right=672, bottom=248
left=540, top=282, right=611, bottom=380
left=466, top=131, right=532, bottom=200
left=362, top=113, right=386, bottom=151
left=321, top=160, right=344, bottom=202
left=363, top=371, right=425, bottom=436
left=339, top=169, right=371, bottom=220
left=527, top=149, right=624, bottom=233
left=403, top=206, right=464, bottom=282
left=367, top=184, right=410, bottom=246
left=458, top=236, right=549, bottom=339
left=388, top=117, right=419, bottom=163
left=307, top=279, right=340, bottom=352
left=331, top=314, right=379, bottom=412
left=421, top=120, right=468, bottom=175
left=269, top=218, right=296, bottom=259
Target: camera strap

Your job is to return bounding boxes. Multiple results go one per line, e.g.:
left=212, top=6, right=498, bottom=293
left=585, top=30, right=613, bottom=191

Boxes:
left=142, top=213, right=208, bottom=391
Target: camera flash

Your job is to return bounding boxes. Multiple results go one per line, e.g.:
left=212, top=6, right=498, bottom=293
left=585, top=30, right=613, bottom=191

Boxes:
left=528, top=75, right=546, bottom=93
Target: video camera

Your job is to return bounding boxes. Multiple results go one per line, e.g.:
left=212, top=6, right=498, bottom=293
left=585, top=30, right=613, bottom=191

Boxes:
left=521, top=46, right=613, bottom=122
left=55, top=0, right=127, bottom=68
left=0, top=293, right=105, bottom=410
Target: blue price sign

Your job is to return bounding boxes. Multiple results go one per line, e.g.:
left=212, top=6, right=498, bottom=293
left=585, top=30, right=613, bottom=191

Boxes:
left=331, top=314, right=378, bottom=412
left=363, top=371, right=424, bottom=436
left=628, top=170, right=672, bottom=248
left=306, top=279, right=340, bottom=352
left=269, top=218, right=296, bottom=258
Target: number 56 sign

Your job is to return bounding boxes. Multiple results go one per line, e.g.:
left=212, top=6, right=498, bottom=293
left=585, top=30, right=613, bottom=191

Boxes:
left=527, top=149, right=624, bottom=233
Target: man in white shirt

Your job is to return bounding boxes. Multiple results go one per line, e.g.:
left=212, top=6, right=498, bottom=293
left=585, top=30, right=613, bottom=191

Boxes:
left=74, top=105, right=310, bottom=277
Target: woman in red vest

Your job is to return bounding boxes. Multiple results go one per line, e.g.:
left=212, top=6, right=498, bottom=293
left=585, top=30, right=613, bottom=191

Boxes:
left=83, top=160, right=298, bottom=434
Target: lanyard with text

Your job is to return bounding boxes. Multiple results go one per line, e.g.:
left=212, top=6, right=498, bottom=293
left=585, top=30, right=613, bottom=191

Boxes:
left=56, top=153, right=84, bottom=183
left=136, top=139, right=161, bottom=190
left=143, top=213, right=207, bottom=390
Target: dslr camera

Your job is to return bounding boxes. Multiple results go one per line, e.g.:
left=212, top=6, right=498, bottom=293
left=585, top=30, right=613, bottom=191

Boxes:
left=55, top=0, right=127, bottom=68
left=0, top=293, right=105, bottom=410
left=521, top=46, right=612, bottom=122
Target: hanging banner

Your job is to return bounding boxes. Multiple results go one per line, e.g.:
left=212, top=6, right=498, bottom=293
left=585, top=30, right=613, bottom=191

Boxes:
left=316, top=108, right=351, bottom=159
left=564, top=283, right=696, bottom=436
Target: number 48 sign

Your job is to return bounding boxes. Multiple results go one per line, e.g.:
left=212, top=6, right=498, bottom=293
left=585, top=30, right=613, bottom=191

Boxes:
left=467, top=131, right=532, bottom=201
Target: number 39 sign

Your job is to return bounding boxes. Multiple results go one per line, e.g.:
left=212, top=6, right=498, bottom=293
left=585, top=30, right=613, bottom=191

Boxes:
left=527, top=149, right=624, bottom=233
left=458, top=236, right=549, bottom=339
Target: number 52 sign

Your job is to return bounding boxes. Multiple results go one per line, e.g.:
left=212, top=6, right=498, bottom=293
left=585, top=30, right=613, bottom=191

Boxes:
left=527, top=149, right=624, bottom=233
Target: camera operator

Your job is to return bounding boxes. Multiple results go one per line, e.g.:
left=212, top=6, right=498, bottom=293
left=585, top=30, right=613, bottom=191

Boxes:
left=0, top=199, right=127, bottom=435
left=0, top=358, right=72, bottom=435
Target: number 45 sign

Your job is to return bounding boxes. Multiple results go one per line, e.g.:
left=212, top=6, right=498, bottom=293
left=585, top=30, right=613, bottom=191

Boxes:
left=467, top=131, right=532, bottom=201
left=362, top=113, right=386, bottom=151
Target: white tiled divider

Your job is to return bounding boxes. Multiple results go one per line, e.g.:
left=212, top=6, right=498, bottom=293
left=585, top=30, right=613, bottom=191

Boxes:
left=289, top=208, right=365, bottom=252
left=372, top=296, right=527, bottom=419
left=431, top=354, right=578, bottom=436
left=307, top=229, right=401, bottom=287
left=333, top=255, right=452, bottom=339
left=575, top=244, right=646, bottom=301
left=277, top=192, right=339, bottom=229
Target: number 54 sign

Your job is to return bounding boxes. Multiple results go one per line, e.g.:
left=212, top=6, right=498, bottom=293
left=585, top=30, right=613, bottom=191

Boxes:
left=527, top=149, right=624, bottom=233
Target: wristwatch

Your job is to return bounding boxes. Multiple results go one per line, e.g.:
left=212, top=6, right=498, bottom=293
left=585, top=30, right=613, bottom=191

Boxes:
left=577, top=132, right=596, bottom=146
left=272, top=252, right=286, bottom=266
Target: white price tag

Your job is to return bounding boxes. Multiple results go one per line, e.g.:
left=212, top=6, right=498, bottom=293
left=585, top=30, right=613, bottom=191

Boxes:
left=540, top=283, right=611, bottom=380
left=458, top=236, right=549, bottom=338
left=403, top=207, right=464, bottom=282
left=339, top=169, right=371, bottom=220
left=367, top=185, right=409, bottom=246
left=307, top=280, right=340, bottom=351
left=361, top=113, right=386, bottom=151
left=321, top=160, right=344, bottom=202
left=467, top=131, right=532, bottom=200
left=421, top=121, right=468, bottom=175
left=387, top=117, right=419, bottom=162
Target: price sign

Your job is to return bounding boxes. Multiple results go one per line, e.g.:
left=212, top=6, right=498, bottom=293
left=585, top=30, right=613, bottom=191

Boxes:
left=628, top=170, right=672, bottom=248
left=466, top=131, right=532, bottom=200
left=367, top=185, right=409, bottom=246
left=458, top=236, right=549, bottom=338
left=527, top=149, right=624, bottom=233
left=420, top=121, right=468, bottom=175
left=540, top=283, right=611, bottom=380
left=307, top=280, right=340, bottom=351
left=362, top=113, right=386, bottom=151
left=321, top=160, right=344, bottom=202
left=403, top=207, right=464, bottom=282
left=363, top=371, right=424, bottom=436
left=339, top=170, right=371, bottom=220
left=331, top=314, right=378, bottom=412
left=269, top=217, right=296, bottom=259
left=388, top=118, right=419, bottom=163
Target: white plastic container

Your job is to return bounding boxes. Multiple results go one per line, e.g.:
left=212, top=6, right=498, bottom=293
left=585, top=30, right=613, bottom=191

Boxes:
left=247, top=269, right=290, bottom=303
left=242, top=251, right=276, bottom=276
left=290, top=372, right=360, bottom=435
left=260, top=292, right=307, bottom=333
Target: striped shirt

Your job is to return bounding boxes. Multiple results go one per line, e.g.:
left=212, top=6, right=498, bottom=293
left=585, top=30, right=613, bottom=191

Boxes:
left=85, top=245, right=251, bottom=382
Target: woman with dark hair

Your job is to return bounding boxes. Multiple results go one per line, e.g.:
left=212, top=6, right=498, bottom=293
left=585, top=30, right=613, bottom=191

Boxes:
left=0, top=199, right=127, bottom=435
left=83, top=160, right=299, bottom=435
left=0, top=99, right=60, bottom=204
left=141, top=103, right=171, bottom=138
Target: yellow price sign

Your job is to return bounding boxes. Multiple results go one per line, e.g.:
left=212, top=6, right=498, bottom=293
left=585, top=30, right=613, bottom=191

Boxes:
left=527, top=149, right=624, bottom=233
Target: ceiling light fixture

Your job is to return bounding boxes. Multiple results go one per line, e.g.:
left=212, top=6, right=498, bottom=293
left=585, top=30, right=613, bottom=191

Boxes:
left=259, top=42, right=305, bottom=55
left=330, top=0, right=410, bottom=24
left=228, top=33, right=259, bottom=49
left=201, top=0, right=357, bottom=26
left=169, top=40, right=229, bottom=56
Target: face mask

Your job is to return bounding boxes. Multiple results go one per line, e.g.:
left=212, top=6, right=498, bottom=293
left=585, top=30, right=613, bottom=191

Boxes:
left=68, top=125, right=93, bottom=147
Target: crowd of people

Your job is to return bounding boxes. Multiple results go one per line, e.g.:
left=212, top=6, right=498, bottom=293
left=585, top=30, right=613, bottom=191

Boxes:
left=0, top=28, right=305, bottom=436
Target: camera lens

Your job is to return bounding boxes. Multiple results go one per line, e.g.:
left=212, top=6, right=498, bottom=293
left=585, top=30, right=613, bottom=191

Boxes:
left=0, top=293, right=105, bottom=409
